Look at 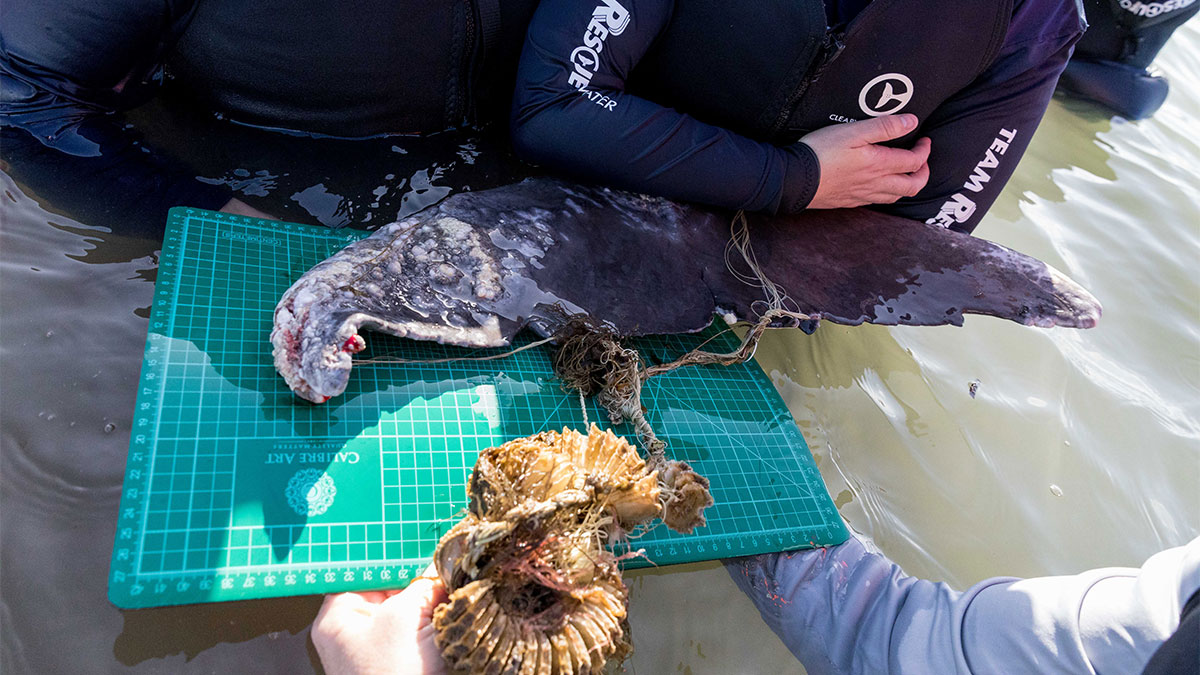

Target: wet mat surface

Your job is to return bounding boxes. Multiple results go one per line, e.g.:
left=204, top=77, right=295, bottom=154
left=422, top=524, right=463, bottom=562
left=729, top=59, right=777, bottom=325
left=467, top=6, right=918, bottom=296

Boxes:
left=109, top=208, right=847, bottom=608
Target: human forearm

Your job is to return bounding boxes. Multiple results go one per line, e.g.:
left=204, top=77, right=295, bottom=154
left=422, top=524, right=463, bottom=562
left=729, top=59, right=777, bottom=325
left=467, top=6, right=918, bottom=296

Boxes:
left=725, top=533, right=1200, bottom=675
left=725, top=535, right=971, bottom=674
left=512, top=89, right=818, bottom=213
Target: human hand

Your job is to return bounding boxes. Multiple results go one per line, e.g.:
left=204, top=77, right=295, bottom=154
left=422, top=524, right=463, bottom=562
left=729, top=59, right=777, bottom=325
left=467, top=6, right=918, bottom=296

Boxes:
left=311, top=568, right=449, bottom=675
left=799, top=114, right=931, bottom=209
left=219, top=197, right=278, bottom=221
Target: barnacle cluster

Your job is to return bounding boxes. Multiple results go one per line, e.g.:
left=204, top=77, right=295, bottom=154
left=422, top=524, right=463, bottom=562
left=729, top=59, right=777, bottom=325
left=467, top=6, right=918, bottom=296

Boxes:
left=432, top=425, right=706, bottom=674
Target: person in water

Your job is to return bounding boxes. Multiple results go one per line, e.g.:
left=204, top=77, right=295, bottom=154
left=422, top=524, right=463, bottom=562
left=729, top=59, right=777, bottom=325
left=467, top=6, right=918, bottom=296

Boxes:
left=509, top=0, right=1086, bottom=234
left=0, top=0, right=543, bottom=229
left=7, top=0, right=1083, bottom=237
left=1058, top=0, right=1199, bottom=119
left=311, top=532, right=1200, bottom=674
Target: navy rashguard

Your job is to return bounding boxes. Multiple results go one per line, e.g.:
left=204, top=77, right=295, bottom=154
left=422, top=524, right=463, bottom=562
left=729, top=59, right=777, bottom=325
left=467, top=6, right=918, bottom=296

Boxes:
left=511, top=0, right=1086, bottom=233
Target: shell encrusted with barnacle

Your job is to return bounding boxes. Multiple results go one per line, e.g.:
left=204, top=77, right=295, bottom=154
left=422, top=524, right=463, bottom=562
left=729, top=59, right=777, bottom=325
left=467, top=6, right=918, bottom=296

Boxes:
left=432, top=425, right=693, bottom=674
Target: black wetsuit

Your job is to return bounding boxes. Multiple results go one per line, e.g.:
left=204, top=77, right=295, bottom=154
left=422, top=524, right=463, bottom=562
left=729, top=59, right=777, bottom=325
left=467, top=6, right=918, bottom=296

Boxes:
left=512, top=0, right=1086, bottom=233
left=3, top=0, right=1082, bottom=235
left=0, top=0, right=539, bottom=226
left=1059, top=0, right=1199, bottom=119
left=1075, top=0, right=1198, bottom=70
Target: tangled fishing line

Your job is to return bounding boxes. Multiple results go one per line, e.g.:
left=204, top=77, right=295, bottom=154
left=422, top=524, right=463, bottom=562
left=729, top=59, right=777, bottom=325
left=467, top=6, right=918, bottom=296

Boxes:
left=355, top=210, right=813, bottom=463
left=551, top=210, right=815, bottom=459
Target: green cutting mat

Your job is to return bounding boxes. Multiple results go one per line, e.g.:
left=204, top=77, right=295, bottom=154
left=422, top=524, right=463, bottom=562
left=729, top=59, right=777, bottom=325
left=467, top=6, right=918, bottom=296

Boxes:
left=108, top=207, right=847, bottom=608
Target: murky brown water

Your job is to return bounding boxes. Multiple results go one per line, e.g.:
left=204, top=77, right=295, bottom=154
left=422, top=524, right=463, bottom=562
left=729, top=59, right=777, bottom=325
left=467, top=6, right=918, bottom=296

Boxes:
left=3, top=23, right=1198, bottom=675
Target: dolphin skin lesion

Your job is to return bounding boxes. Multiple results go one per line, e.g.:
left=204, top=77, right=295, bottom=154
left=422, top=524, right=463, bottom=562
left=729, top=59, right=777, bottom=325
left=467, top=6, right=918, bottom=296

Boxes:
left=270, top=177, right=1101, bottom=405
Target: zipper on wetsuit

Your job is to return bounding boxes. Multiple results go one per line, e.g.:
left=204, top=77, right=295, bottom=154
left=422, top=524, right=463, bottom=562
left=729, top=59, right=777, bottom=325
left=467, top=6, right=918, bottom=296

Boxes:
left=808, top=31, right=847, bottom=93
left=464, top=0, right=507, bottom=127
left=769, top=30, right=847, bottom=139
left=459, top=0, right=478, bottom=126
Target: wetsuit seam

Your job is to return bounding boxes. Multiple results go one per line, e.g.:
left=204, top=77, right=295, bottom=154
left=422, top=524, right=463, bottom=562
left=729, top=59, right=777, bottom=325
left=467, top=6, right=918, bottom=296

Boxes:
left=446, top=0, right=468, bottom=128
left=1002, top=0, right=1087, bottom=52
left=1005, top=28, right=1089, bottom=50
left=977, top=0, right=1016, bottom=80
left=782, top=143, right=820, bottom=213
left=156, top=0, right=203, bottom=82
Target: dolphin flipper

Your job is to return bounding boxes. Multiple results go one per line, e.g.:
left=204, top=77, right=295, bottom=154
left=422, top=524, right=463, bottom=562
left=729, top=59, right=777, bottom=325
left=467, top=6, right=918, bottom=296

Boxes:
left=272, top=178, right=1101, bottom=402
left=717, top=206, right=1102, bottom=329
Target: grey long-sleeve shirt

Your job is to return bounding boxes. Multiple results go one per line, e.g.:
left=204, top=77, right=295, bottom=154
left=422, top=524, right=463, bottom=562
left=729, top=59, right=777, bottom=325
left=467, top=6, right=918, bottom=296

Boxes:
left=726, top=532, right=1200, bottom=674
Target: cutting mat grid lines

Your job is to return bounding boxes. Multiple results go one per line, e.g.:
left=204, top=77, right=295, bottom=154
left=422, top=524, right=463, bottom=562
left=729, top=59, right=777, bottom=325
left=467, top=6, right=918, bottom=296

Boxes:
left=109, top=208, right=846, bottom=608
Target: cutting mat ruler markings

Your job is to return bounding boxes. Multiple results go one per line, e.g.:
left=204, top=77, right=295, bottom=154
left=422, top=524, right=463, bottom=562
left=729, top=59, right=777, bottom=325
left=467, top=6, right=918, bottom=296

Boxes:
left=109, top=208, right=846, bottom=608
